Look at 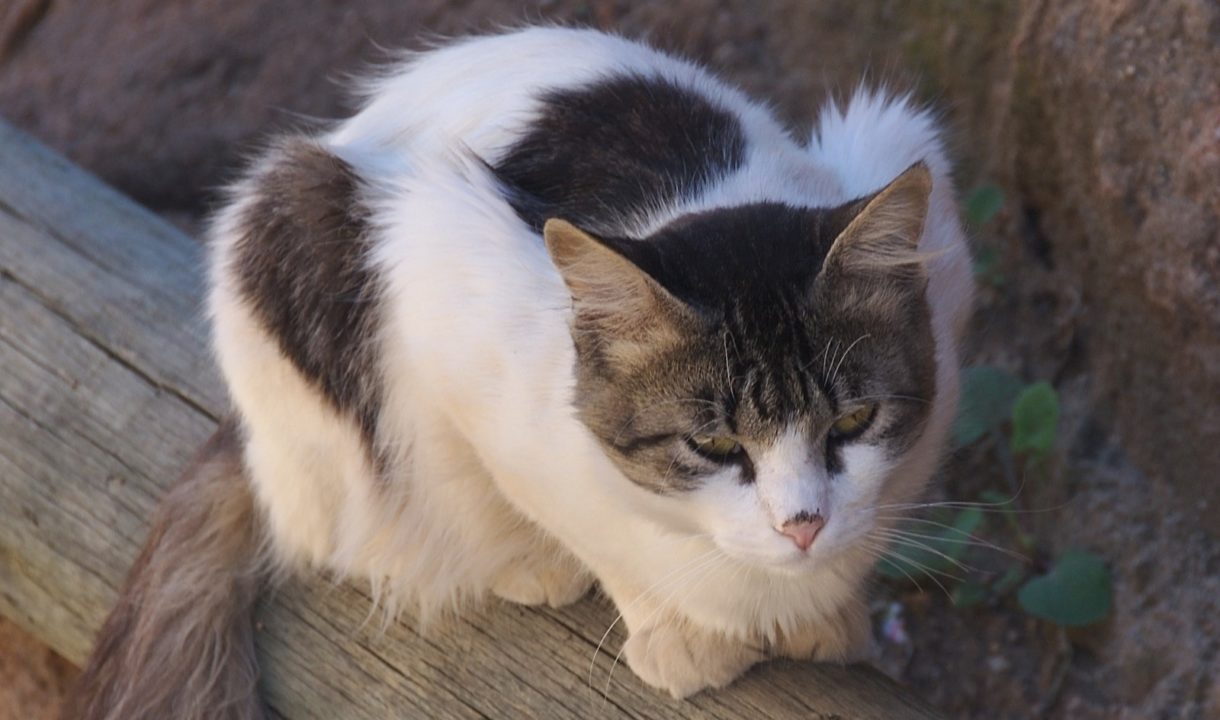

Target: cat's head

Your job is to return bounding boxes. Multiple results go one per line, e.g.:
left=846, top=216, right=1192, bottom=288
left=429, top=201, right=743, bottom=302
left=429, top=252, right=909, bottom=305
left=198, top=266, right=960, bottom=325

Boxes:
left=547, top=164, right=937, bottom=573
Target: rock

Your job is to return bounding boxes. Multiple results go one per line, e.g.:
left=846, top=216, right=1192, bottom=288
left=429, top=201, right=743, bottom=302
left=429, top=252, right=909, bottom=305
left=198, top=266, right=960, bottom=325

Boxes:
left=1000, top=0, right=1220, bottom=535
left=2, top=0, right=434, bottom=210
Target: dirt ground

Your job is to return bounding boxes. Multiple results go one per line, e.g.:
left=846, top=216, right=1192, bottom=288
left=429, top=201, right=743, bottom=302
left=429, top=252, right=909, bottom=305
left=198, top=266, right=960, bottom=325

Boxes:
left=2, top=1, right=1217, bottom=718
left=0, top=619, right=76, bottom=720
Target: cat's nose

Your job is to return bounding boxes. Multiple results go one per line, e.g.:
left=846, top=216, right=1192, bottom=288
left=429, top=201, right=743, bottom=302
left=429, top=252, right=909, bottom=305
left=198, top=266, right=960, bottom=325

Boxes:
left=779, top=513, right=825, bottom=551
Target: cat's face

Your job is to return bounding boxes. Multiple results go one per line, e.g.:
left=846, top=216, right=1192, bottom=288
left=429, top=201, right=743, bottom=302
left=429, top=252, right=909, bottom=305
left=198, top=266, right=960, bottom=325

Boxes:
left=548, top=165, right=936, bottom=573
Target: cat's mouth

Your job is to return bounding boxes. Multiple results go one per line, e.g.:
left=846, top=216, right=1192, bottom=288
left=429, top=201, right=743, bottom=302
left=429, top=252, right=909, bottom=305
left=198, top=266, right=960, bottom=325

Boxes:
left=713, top=531, right=842, bottom=575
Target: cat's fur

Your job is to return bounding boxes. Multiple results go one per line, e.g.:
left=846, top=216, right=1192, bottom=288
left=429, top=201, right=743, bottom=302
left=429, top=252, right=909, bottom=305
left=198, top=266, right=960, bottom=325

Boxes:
left=65, top=420, right=267, bottom=720
left=70, top=26, right=974, bottom=717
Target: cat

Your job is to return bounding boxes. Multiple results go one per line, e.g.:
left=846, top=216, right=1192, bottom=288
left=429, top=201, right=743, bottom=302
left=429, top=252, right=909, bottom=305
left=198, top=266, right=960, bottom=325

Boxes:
left=67, top=26, right=974, bottom=719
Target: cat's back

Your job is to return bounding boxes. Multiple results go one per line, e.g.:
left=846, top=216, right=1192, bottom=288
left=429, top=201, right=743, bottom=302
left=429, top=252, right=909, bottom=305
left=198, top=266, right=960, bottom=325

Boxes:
left=326, top=26, right=821, bottom=248
left=330, top=27, right=781, bottom=168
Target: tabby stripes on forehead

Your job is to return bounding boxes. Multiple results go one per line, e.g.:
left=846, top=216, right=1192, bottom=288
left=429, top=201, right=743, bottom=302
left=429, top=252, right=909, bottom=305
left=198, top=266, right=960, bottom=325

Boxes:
left=230, top=139, right=384, bottom=456
left=492, top=74, right=747, bottom=233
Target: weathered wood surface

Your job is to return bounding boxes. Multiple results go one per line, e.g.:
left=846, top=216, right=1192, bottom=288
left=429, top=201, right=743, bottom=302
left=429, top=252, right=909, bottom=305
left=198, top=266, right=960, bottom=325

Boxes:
left=0, top=118, right=943, bottom=719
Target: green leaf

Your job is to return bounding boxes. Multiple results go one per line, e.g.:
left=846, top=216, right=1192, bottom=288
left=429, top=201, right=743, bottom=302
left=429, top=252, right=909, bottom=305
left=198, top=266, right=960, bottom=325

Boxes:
left=978, top=488, right=1017, bottom=520
left=877, top=508, right=984, bottom=581
left=1010, top=382, right=1060, bottom=458
left=973, top=245, right=998, bottom=274
left=965, top=184, right=1004, bottom=226
left=953, top=366, right=1025, bottom=448
left=972, top=245, right=1004, bottom=286
left=1018, top=550, right=1112, bottom=626
left=979, top=489, right=1012, bottom=506
left=953, top=506, right=985, bottom=537
left=952, top=579, right=988, bottom=608
left=993, top=564, right=1026, bottom=596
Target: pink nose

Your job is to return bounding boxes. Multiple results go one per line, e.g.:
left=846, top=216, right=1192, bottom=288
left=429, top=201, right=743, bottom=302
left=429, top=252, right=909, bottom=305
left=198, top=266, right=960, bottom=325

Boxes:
left=780, top=514, right=825, bottom=551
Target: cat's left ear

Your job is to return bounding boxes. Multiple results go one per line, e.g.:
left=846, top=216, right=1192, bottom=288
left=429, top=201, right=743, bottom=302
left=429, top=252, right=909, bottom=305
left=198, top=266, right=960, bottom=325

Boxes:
left=544, top=218, right=692, bottom=362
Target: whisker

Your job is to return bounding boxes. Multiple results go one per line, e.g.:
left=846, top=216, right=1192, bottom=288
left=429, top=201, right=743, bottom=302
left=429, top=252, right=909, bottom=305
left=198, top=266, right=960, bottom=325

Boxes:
left=822, top=338, right=840, bottom=377
left=609, top=397, right=723, bottom=447
left=830, top=333, right=871, bottom=388
left=875, top=501, right=1070, bottom=515
left=878, top=500, right=1001, bottom=511
left=640, top=553, right=724, bottom=660
left=878, top=525, right=1029, bottom=563
left=870, top=530, right=976, bottom=573
left=859, top=541, right=925, bottom=594
left=722, top=330, right=734, bottom=390
left=600, top=550, right=726, bottom=700
left=876, top=480, right=1026, bottom=512
left=588, top=546, right=719, bottom=689
left=848, top=393, right=931, bottom=405
left=862, top=542, right=959, bottom=598
left=875, top=474, right=1060, bottom=515
left=655, top=416, right=724, bottom=486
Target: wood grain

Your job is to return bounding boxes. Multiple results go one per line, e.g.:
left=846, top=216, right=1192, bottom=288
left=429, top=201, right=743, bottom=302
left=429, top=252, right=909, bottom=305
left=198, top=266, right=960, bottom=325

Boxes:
left=0, top=118, right=942, bottom=719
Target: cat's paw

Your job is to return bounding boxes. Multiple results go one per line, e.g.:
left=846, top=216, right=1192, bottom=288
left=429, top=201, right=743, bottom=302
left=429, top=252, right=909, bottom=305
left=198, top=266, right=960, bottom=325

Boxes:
left=491, top=560, right=593, bottom=608
left=778, top=599, right=873, bottom=662
left=623, top=621, right=763, bottom=699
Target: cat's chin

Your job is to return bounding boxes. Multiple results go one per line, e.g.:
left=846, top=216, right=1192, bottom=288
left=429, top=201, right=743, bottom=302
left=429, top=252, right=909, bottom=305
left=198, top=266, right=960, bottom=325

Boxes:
left=720, top=546, right=834, bottom=577
left=766, top=559, right=822, bottom=578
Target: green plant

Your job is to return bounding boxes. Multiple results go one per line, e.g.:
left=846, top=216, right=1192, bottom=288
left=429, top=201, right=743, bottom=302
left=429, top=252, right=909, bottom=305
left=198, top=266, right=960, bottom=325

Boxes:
left=879, top=366, right=1113, bottom=628
left=1010, top=382, right=1059, bottom=460
left=965, top=183, right=1006, bottom=287
left=953, top=366, right=1024, bottom=448
left=965, top=183, right=1004, bottom=226
left=1018, top=550, right=1112, bottom=626
left=876, top=506, right=982, bottom=581
left=873, top=180, right=1111, bottom=630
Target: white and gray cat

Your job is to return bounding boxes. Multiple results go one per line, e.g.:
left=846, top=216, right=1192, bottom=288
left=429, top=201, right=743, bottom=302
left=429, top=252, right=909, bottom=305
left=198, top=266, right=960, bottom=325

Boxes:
left=70, top=26, right=974, bottom=719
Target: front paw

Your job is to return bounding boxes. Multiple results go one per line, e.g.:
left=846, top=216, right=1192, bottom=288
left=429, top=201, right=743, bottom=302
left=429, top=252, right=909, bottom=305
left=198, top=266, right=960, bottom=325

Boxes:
left=623, top=621, right=762, bottom=699
left=491, top=557, right=593, bottom=608
left=777, top=599, right=873, bottom=662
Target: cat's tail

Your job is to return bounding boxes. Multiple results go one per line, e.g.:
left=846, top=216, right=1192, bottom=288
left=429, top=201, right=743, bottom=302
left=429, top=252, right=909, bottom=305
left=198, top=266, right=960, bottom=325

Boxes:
left=808, top=86, right=954, bottom=201
left=63, top=418, right=270, bottom=720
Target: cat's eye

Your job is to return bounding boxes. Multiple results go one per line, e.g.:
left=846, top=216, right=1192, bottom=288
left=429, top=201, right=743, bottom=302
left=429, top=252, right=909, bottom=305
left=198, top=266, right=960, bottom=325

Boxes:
left=687, top=434, right=742, bottom=460
left=829, top=404, right=878, bottom=440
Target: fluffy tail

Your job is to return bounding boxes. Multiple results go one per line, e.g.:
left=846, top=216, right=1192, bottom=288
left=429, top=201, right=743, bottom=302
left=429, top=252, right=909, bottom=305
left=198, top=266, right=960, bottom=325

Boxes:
left=63, top=419, right=269, bottom=720
left=808, top=87, right=953, bottom=199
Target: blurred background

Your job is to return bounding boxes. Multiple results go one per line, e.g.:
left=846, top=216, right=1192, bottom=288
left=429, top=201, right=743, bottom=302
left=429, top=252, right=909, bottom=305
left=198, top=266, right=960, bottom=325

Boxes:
left=1, top=1, right=1217, bottom=718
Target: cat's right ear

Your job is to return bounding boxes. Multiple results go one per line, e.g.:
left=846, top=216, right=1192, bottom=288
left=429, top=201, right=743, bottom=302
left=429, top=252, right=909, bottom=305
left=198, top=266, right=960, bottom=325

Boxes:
left=812, top=164, right=935, bottom=327
left=544, top=218, right=691, bottom=361
left=820, top=162, right=933, bottom=279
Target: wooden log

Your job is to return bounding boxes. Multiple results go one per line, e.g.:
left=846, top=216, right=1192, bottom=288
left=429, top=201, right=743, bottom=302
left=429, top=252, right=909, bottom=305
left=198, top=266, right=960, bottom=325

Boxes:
left=0, top=118, right=943, bottom=719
